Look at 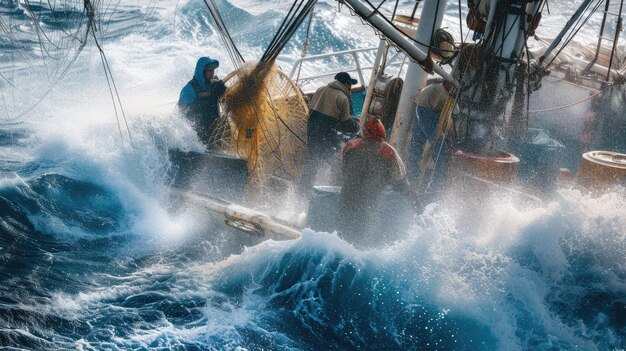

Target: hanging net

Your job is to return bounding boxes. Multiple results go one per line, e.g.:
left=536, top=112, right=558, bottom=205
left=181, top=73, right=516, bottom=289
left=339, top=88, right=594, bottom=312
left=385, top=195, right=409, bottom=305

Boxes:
left=0, top=0, right=91, bottom=121
left=210, top=61, right=309, bottom=198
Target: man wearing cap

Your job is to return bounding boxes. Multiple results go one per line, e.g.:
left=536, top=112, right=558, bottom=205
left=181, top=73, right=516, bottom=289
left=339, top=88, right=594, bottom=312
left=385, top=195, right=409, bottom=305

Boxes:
left=298, top=72, right=360, bottom=199
left=338, top=116, right=420, bottom=246
left=178, top=57, right=227, bottom=147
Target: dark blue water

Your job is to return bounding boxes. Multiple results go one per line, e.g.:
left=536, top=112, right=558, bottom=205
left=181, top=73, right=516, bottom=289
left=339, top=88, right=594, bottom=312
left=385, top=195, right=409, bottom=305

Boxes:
left=1, top=0, right=625, bottom=350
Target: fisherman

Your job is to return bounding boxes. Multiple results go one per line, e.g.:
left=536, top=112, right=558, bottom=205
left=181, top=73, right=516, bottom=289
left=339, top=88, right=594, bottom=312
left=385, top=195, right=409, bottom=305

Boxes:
left=178, top=57, right=227, bottom=148
left=408, top=79, right=456, bottom=185
left=298, top=72, right=360, bottom=200
left=338, top=116, right=420, bottom=246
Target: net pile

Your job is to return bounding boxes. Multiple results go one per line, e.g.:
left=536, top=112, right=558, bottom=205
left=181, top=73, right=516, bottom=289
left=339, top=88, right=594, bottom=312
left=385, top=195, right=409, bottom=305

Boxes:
left=212, top=61, right=309, bottom=196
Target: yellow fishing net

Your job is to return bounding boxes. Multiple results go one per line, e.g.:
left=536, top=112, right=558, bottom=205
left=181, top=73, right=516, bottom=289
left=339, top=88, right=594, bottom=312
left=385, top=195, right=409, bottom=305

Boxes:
left=210, top=61, right=309, bottom=198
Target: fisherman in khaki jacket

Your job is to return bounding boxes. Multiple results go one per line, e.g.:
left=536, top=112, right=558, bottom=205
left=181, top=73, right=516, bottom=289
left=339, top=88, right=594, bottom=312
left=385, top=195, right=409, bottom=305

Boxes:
left=298, top=72, right=359, bottom=200
left=408, top=80, right=456, bottom=183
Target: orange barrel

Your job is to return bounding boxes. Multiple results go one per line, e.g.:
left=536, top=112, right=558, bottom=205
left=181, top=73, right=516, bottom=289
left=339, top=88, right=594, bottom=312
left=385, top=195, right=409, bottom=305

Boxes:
left=450, top=149, right=520, bottom=184
left=577, top=151, right=626, bottom=191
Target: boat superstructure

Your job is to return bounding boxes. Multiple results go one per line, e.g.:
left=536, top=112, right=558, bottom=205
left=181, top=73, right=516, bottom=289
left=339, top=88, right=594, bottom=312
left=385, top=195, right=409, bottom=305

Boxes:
left=168, top=0, right=626, bottom=244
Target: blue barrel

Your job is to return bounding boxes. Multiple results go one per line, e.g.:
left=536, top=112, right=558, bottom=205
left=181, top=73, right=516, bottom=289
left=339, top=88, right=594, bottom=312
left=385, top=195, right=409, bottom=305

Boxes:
left=513, top=128, right=565, bottom=192
left=351, top=89, right=366, bottom=117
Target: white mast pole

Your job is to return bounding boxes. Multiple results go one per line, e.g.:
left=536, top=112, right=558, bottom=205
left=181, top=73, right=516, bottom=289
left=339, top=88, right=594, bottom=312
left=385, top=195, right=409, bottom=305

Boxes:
left=388, top=0, right=448, bottom=158
left=341, top=0, right=454, bottom=82
left=359, top=39, right=387, bottom=126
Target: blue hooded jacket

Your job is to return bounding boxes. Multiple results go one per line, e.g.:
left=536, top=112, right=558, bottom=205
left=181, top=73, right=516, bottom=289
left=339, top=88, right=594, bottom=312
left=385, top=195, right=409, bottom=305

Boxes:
left=178, top=57, right=226, bottom=147
left=178, top=57, right=221, bottom=105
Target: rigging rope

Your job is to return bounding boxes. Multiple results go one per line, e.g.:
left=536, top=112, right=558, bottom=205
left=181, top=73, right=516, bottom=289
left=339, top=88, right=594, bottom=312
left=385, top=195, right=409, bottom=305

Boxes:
left=390, top=0, right=399, bottom=20
left=605, top=0, right=624, bottom=81
left=85, top=0, right=133, bottom=147
left=528, top=90, right=602, bottom=113
left=546, top=0, right=603, bottom=67
left=338, top=0, right=458, bottom=73
left=457, top=0, right=463, bottom=45
left=203, top=0, right=245, bottom=68
left=261, top=0, right=317, bottom=62
left=427, top=0, right=442, bottom=60
left=203, top=0, right=313, bottom=188
left=295, top=8, right=315, bottom=83
left=1, top=0, right=90, bottom=123
left=365, top=0, right=388, bottom=20
left=415, top=94, right=457, bottom=191
left=524, top=28, right=532, bottom=130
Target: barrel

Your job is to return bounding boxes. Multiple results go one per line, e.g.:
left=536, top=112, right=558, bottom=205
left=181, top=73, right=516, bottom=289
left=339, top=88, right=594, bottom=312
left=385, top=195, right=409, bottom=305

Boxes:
left=447, top=149, right=520, bottom=198
left=450, top=149, right=520, bottom=183
left=514, top=128, right=565, bottom=192
left=577, top=151, right=626, bottom=191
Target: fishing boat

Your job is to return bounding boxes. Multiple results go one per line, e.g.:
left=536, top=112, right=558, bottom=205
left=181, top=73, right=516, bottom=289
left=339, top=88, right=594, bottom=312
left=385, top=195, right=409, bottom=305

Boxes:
left=169, top=0, right=626, bottom=246
left=2, top=0, right=626, bottom=349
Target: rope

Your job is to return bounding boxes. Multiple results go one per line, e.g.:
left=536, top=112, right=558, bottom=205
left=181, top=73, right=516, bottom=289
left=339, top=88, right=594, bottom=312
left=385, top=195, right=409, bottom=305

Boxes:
left=546, top=0, right=603, bottom=67
left=390, top=0, right=399, bottom=20
left=528, top=90, right=601, bottom=114
left=261, top=0, right=317, bottom=63
left=524, top=29, right=532, bottom=129
left=347, top=0, right=458, bottom=56
left=203, top=0, right=245, bottom=67
left=606, top=0, right=625, bottom=81
left=457, top=0, right=463, bottom=45
left=86, top=0, right=133, bottom=147
left=426, top=0, right=441, bottom=59
left=364, top=0, right=387, bottom=20
left=0, top=0, right=90, bottom=124
left=415, top=94, right=456, bottom=190
left=295, top=8, right=315, bottom=83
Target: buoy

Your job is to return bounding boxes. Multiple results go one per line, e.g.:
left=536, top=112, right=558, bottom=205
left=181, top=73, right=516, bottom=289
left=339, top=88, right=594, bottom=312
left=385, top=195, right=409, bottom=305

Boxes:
left=577, top=151, right=626, bottom=191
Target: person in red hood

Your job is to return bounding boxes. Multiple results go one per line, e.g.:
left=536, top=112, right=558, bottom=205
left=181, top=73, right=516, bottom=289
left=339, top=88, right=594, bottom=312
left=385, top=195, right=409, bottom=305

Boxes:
left=338, top=116, right=420, bottom=246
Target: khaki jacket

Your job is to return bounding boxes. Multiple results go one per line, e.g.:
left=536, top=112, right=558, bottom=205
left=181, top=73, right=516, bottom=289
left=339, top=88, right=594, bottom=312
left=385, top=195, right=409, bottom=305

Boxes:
left=413, top=83, right=449, bottom=114
left=309, top=81, right=352, bottom=122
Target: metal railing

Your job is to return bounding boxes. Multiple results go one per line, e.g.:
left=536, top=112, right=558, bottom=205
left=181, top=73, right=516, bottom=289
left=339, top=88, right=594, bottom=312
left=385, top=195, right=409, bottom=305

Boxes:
left=287, top=46, right=407, bottom=91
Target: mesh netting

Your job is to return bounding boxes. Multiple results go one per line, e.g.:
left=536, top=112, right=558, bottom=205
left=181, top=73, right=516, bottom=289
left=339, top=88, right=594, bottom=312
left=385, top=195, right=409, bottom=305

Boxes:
left=0, top=0, right=90, bottom=121
left=211, top=61, right=309, bottom=196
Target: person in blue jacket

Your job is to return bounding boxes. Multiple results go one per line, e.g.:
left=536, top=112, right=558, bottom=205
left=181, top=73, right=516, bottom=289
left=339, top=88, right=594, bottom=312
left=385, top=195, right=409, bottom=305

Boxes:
left=178, top=57, right=227, bottom=147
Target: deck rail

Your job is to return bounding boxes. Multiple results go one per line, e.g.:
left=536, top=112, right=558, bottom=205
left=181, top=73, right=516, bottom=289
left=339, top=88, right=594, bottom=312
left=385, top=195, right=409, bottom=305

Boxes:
left=287, top=46, right=407, bottom=90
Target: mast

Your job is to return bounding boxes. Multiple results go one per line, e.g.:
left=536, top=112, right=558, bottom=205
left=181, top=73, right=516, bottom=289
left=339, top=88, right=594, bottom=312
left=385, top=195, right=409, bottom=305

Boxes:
left=455, top=0, right=543, bottom=152
left=389, top=0, right=449, bottom=158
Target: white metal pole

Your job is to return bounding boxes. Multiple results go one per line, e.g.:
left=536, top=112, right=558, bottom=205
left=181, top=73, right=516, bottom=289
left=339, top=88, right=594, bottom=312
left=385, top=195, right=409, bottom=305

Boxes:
left=388, top=0, right=448, bottom=158
left=359, top=39, right=387, bottom=126
left=341, top=0, right=454, bottom=82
